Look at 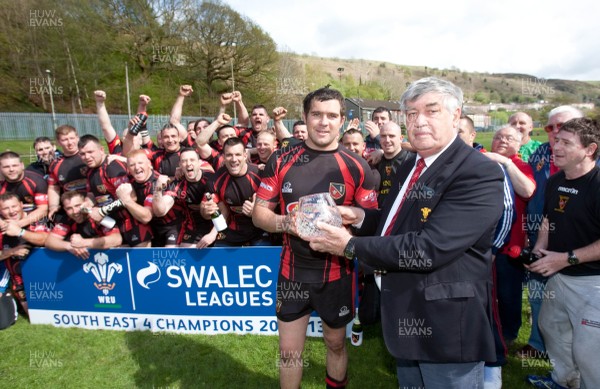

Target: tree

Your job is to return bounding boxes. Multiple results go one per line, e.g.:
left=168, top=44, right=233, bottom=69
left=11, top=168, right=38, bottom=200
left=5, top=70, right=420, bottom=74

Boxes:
left=274, top=50, right=307, bottom=118
left=180, top=0, right=278, bottom=114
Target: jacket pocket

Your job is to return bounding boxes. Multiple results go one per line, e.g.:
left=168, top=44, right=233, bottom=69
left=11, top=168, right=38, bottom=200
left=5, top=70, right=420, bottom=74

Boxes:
left=424, top=281, right=475, bottom=301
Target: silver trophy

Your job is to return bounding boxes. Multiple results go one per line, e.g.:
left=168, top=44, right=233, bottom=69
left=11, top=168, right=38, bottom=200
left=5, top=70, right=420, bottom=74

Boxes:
left=295, top=192, right=342, bottom=238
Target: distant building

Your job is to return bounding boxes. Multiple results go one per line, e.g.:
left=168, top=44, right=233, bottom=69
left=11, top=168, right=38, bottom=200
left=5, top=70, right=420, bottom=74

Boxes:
left=345, top=98, right=402, bottom=123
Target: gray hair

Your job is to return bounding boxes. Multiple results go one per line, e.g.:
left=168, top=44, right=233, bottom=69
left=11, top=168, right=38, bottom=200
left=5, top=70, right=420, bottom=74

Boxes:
left=400, top=77, right=463, bottom=113
left=548, top=105, right=584, bottom=120
left=495, top=124, right=523, bottom=142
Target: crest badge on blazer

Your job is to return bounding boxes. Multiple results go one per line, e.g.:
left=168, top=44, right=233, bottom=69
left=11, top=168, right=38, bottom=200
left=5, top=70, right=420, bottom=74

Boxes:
left=420, top=207, right=432, bottom=222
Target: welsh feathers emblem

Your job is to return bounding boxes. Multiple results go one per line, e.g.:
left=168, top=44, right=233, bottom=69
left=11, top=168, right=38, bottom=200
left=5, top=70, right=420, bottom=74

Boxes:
left=420, top=207, right=432, bottom=222
left=83, top=252, right=122, bottom=295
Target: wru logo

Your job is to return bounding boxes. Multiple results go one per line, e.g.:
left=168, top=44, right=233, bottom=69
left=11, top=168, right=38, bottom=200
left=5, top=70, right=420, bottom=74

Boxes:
left=82, top=252, right=122, bottom=295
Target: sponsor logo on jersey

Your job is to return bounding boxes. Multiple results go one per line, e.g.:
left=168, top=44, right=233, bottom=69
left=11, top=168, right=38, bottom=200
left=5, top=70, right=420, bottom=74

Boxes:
left=282, top=182, right=293, bottom=193
left=34, top=194, right=48, bottom=202
left=95, top=194, right=112, bottom=206
left=63, top=179, right=88, bottom=192
left=260, top=182, right=273, bottom=192
left=286, top=202, right=299, bottom=214
left=54, top=224, right=69, bottom=233
left=361, top=191, right=377, bottom=204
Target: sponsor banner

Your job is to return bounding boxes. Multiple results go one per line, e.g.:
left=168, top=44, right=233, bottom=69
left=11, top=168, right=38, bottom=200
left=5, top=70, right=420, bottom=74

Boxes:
left=23, top=247, right=323, bottom=336
left=31, top=311, right=324, bottom=335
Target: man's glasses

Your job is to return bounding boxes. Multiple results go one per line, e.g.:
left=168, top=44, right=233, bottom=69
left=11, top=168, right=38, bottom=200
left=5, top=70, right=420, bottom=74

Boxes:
left=493, top=135, right=519, bottom=143
left=544, top=122, right=563, bottom=133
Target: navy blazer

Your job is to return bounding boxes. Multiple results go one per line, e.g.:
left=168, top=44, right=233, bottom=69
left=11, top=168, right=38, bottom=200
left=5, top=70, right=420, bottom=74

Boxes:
left=354, top=136, right=504, bottom=363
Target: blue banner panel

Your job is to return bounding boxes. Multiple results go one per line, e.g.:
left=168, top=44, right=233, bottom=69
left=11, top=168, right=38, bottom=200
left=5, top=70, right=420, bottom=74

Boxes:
left=23, top=247, right=324, bottom=336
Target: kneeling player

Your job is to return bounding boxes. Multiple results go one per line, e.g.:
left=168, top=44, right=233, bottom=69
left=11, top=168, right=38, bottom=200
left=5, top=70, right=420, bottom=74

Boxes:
left=45, top=191, right=122, bottom=259
left=0, top=193, right=49, bottom=316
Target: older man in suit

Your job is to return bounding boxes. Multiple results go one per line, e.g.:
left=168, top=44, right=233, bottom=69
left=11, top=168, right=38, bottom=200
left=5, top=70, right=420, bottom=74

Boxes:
left=307, top=77, right=505, bottom=388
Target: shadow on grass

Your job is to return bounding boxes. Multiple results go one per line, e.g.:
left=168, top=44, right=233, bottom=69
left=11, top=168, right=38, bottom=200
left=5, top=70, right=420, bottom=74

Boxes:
left=347, top=322, right=398, bottom=387
left=125, top=331, right=279, bottom=389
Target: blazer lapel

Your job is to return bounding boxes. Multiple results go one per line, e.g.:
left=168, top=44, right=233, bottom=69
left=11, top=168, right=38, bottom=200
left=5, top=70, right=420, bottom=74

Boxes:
left=383, top=138, right=470, bottom=235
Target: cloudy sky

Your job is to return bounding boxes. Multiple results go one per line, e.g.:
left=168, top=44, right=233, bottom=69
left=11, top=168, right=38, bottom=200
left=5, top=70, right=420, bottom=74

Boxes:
left=223, top=0, right=600, bottom=81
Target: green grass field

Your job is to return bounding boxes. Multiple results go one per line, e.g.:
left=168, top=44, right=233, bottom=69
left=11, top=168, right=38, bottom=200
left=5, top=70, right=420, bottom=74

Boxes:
left=1, top=133, right=552, bottom=387
left=0, top=302, right=551, bottom=388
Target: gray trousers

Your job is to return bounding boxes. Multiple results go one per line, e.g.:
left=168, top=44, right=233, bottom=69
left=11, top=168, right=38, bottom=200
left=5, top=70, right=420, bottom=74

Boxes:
left=540, top=273, right=600, bottom=389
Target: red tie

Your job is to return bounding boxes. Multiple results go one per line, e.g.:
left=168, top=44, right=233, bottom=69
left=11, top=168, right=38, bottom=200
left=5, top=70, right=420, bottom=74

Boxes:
left=383, top=158, right=426, bottom=236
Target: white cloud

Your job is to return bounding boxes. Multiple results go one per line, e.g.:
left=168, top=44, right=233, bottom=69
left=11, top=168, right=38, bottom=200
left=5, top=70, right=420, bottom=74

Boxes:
left=223, top=0, right=600, bottom=80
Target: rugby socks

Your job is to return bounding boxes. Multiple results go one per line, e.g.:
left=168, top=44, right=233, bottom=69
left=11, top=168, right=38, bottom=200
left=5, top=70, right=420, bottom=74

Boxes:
left=325, top=372, right=347, bottom=388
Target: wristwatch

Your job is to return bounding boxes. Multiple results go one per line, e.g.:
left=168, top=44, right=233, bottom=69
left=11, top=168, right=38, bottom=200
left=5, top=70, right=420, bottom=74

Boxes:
left=344, top=237, right=356, bottom=260
left=567, top=250, right=579, bottom=265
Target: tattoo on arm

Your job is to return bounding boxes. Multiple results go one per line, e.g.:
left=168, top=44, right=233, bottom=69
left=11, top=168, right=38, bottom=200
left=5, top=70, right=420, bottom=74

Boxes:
left=255, top=198, right=272, bottom=208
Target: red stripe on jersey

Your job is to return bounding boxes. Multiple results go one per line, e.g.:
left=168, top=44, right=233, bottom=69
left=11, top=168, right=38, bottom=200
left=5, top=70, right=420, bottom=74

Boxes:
left=333, top=152, right=357, bottom=205
left=280, top=234, right=294, bottom=280
left=107, top=135, right=122, bottom=155
left=47, top=158, right=65, bottom=186
left=338, top=149, right=378, bottom=209
left=214, top=174, right=231, bottom=203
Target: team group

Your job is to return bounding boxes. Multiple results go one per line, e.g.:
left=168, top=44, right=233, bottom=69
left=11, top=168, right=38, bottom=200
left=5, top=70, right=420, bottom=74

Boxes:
left=1, top=77, right=599, bottom=389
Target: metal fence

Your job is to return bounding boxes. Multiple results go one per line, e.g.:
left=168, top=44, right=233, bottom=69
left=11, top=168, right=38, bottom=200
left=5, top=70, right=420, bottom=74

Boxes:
left=0, top=113, right=202, bottom=140
left=0, top=112, right=298, bottom=140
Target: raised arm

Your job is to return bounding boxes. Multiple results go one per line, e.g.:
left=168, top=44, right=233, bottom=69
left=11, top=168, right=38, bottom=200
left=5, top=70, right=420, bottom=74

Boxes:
left=272, top=107, right=292, bottom=141
left=195, top=112, right=231, bottom=147
left=151, top=175, right=175, bottom=217
left=232, top=91, right=249, bottom=126
left=136, top=94, right=151, bottom=115
left=94, top=90, right=118, bottom=143
left=123, top=95, right=152, bottom=155
left=169, top=85, right=194, bottom=140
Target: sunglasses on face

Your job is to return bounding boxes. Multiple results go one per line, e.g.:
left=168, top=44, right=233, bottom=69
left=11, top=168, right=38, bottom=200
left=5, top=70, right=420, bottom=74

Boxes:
left=544, top=122, right=563, bottom=133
